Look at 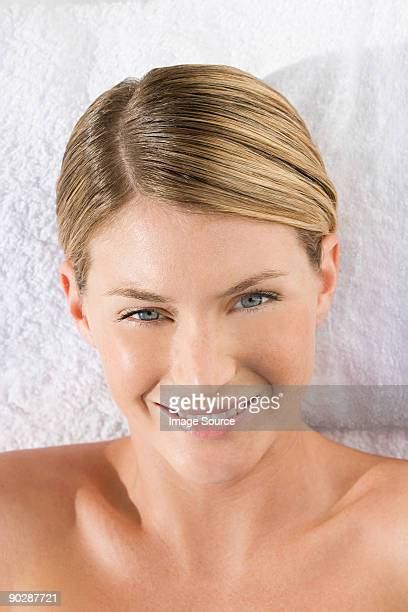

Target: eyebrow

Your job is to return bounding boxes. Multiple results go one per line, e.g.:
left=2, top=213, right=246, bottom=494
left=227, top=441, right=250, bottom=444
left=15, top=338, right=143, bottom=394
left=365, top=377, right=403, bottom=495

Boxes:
left=104, top=269, right=288, bottom=303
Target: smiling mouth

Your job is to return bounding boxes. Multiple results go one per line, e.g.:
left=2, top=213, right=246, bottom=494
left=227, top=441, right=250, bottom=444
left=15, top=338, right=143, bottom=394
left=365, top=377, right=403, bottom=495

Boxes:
left=154, top=397, right=260, bottom=419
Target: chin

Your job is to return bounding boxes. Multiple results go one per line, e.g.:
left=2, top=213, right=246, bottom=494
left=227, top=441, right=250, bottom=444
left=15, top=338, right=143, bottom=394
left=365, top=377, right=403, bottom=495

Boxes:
left=159, top=431, right=273, bottom=485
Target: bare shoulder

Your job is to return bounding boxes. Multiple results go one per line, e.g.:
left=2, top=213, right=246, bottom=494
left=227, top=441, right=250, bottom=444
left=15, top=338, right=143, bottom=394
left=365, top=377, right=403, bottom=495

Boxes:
left=0, top=440, right=113, bottom=580
left=319, top=436, right=408, bottom=548
left=0, top=439, right=113, bottom=513
left=366, top=455, right=408, bottom=531
left=332, top=444, right=408, bottom=523
left=348, top=454, right=408, bottom=602
left=357, top=454, right=408, bottom=515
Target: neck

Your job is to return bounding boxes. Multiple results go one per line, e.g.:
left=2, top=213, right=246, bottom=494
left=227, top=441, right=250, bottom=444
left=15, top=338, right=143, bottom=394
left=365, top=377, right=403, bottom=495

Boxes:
left=105, top=430, right=342, bottom=572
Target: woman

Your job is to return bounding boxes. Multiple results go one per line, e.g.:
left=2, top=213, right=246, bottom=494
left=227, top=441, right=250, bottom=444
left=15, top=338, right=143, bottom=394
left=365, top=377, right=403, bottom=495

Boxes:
left=1, top=64, right=407, bottom=611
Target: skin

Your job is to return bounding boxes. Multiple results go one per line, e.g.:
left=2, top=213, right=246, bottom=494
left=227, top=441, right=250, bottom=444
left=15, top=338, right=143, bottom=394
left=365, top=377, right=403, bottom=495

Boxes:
left=1, top=194, right=408, bottom=611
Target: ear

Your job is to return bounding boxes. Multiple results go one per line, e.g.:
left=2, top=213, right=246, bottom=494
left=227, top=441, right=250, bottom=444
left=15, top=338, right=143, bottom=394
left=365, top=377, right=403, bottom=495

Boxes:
left=59, top=260, right=95, bottom=348
left=316, top=234, right=340, bottom=327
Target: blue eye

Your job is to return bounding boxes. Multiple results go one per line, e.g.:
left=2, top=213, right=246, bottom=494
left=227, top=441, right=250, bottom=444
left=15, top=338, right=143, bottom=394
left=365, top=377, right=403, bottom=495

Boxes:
left=127, top=309, right=163, bottom=323
left=118, top=290, right=282, bottom=326
left=235, top=292, right=278, bottom=311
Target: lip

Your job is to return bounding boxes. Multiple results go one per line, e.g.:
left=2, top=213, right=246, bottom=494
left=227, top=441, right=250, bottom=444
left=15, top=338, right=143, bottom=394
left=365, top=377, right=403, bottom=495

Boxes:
left=154, top=395, right=261, bottom=415
left=154, top=400, right=253, bottom=432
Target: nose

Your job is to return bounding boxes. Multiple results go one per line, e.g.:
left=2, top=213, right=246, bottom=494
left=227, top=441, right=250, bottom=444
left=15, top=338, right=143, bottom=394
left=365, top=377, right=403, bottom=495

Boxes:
left=165, top=317, right=237, bottom=391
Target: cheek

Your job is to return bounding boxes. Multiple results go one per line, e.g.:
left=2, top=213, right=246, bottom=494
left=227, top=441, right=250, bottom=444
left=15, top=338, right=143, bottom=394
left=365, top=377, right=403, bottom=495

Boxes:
left=96, top=329, right=159, bottom=406
left=245, top=306, right=317, bottom=384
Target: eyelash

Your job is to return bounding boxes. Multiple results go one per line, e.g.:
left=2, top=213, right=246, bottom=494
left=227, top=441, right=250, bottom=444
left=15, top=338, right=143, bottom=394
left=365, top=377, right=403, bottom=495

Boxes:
left=117, top=290, right=283, bottom=327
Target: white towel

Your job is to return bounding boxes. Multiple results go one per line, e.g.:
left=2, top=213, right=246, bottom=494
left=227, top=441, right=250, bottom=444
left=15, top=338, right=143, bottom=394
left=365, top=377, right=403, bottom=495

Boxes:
left=267, top=44, right=408, bottom=454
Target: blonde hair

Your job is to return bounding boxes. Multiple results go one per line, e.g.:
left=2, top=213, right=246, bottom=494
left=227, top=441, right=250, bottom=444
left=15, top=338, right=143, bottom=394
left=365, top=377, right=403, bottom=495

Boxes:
left=56, top=63, right=337, bottom=295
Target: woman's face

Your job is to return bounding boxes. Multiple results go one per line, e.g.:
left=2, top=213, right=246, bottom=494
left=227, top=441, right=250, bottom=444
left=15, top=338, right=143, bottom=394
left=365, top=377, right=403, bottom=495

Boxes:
left=60, top=196, right=339, bottom=484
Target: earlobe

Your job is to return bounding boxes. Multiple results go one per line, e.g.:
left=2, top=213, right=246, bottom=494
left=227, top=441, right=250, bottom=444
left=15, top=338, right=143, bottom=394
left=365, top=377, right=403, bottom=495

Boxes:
left=59, top=260, right=95, bottom=348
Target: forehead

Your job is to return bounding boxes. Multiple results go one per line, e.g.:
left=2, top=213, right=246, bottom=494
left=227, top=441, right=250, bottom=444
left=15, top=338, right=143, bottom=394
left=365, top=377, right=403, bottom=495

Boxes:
left=92, top=197, right=299, bottom=251
left=87, top=197, right=306, bottom=285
